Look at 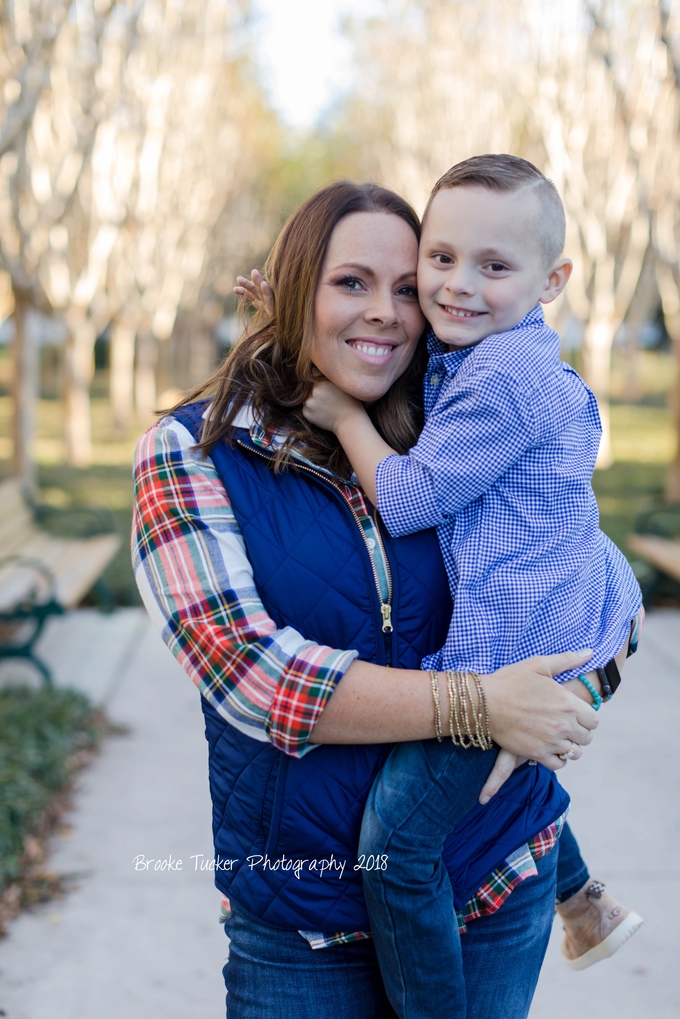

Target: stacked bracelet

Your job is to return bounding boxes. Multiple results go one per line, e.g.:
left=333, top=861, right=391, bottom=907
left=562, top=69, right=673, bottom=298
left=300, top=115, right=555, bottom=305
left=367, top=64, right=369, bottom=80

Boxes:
left=430, top=670, right=444, bottom=741
left=473, top=673, right=493, bottom=750
left=576, top=673, right=604, bottom=711
left=430, top=669, right=494, bottom=748
left=446, top=670, right=494, bottom=750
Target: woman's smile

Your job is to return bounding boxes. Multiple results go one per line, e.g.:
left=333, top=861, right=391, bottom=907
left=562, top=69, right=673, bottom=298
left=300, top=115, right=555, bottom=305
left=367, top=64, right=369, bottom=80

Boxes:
left=345, top=336, right=399, bottom=364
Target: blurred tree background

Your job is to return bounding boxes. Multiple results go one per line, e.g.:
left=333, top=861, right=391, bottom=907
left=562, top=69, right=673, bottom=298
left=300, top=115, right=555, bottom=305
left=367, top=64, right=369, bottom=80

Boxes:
left=0, top=0, right=678, bottom=606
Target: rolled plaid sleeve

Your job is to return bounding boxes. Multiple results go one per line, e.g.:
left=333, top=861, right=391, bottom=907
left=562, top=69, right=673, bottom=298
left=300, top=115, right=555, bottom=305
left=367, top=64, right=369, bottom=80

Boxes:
left=132, top=416, right=358, bottom=757
left=376, top=369, right=534, bottom=538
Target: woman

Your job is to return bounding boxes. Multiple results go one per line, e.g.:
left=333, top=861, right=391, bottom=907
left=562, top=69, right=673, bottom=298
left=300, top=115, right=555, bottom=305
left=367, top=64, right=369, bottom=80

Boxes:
left=132, top=180, right=597, bottom=1018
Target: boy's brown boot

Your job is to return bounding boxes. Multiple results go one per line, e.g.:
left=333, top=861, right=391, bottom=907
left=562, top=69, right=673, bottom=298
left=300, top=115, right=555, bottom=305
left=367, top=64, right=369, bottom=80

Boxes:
left=555, top=880, right=644, bottom=970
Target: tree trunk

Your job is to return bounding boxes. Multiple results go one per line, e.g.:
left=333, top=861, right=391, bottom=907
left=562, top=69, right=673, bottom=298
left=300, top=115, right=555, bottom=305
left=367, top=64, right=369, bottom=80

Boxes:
left=583, top=329, right=615, bottom=472
left=622, top=254, right=657, bottom=404
left=110, top=321, right=136, bottom=431
left=667, top=347, right=680, bottom=503
left=189, top=325, right=217, bottom=386
left=64, top=314, right=97, bottom=467
left=10, top=293, right=38, bottom=496
left=582, top=256, right=618, bottom=468
left=583, top=321, right=614, bottom=469
left=656, top=262, right=680, bottom=502
left=135, top=332, right=157, bottom=424
left=621, top=319, right=641, bottom=404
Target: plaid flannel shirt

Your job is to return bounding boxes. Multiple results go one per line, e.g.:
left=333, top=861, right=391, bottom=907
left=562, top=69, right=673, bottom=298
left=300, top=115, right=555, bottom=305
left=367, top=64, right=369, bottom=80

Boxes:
left=133, top=410, right=564, bottom=949
left=133, top=412, right=360, bottom=757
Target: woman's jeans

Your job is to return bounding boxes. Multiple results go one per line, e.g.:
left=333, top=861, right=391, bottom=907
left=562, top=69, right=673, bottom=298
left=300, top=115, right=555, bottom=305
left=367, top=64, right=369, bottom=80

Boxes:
left=359, top=738, right=582, bottom=1018
left=223, top=845, right=558, bottom=1019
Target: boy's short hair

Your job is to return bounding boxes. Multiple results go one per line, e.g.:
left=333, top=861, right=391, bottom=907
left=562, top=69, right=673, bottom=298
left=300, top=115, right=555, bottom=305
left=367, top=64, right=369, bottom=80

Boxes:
left=425, top=154, right=566, bottom=265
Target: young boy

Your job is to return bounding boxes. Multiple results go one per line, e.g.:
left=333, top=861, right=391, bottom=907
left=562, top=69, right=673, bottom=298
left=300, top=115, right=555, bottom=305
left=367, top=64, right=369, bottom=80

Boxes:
left=302, top=155, right=644, bottom=1017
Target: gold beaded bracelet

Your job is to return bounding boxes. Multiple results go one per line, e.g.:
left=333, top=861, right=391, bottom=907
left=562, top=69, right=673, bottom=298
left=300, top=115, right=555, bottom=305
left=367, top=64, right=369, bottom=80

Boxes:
left=460, top=671, right=475, bottom=745
left=444, top=670, right=493, bottom=751
left=446, top=671, right=469, bottom=749
left=472, top=672, right=493, bottom=750
left=430, top=670, right=443, bottom=741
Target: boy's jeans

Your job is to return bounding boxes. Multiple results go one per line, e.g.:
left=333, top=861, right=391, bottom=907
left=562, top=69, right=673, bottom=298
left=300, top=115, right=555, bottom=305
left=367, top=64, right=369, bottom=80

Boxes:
left=555, top=819, right=590, bottom=902
left=360, top=739, right=582, bottom=1019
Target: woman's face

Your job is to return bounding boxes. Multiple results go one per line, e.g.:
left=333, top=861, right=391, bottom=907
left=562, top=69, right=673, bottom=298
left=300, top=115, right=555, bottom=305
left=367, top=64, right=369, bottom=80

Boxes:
left=311, top=212, right=425, bottom=403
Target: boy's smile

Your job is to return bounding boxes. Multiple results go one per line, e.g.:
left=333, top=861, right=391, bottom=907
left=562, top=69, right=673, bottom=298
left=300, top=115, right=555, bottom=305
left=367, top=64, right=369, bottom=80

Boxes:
left=417, top=187, right=572, bottom=349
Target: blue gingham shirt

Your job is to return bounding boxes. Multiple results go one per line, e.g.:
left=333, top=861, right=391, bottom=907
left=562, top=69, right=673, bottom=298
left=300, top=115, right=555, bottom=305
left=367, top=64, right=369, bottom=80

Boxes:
left=376, top=306, right=642, bottom=680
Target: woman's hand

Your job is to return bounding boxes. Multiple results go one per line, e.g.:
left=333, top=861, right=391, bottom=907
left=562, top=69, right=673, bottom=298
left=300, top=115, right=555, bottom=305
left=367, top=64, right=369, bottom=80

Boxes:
left=233, top=269, right=274, bottom=317
left=478, top=651, right=596, bottom=794
left=303, top=380, right=366, bottom=433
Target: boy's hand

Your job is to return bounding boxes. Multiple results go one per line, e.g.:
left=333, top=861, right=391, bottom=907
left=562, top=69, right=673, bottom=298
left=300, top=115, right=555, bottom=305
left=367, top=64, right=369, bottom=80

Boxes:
left=303, top=381, right=366, bottom=433
left=478, top=749, right=520, bottom=804
left=304, top=382, right=396, bottom=504
left=233, top=269, right=274, bottom=317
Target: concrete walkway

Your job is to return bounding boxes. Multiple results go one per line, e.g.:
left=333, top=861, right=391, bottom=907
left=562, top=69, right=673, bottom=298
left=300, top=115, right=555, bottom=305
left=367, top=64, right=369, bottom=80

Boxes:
left=0, top=607, right=678, bottom=1018
left=0, top=610, right=226, bottom=1018
left=530, top=608, right=680, bottom=1019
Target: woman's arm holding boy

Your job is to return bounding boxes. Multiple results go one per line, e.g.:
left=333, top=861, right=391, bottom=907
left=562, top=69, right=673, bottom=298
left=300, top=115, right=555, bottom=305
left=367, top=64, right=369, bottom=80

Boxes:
left=134, top=415, right=597, bottom=786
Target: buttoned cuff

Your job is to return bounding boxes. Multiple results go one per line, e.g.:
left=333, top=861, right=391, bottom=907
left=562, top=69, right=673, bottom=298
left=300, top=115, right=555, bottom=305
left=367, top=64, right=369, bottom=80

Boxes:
left=375, top=454, right=445, bottom=537
left=267, top=643, right=359, bottom=757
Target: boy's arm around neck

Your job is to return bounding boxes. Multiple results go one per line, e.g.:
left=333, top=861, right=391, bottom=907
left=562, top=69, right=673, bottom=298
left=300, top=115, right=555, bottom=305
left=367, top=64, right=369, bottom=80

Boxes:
left=377, top=366, right=536, bottom=537
left=334, top=410, right=396, bottom=506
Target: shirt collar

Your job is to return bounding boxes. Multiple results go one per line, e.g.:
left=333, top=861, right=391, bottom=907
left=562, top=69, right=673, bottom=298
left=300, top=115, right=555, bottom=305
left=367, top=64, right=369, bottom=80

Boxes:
left=205, top=400, right=341, bottom=477
left=427, top=304, right=547, bottom=368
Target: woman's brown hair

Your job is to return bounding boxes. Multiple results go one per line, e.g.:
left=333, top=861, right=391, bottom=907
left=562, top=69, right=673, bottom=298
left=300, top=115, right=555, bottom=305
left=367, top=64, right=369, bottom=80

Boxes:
left=177, top=179, right=427, bottom=477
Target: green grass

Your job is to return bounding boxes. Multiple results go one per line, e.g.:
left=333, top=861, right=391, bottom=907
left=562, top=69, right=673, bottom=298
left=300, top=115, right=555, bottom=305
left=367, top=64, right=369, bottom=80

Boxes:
left=609, top=349, right=676, bottom=406
left=593, top=461, right=667, bottom=552
left=36, top=463, right=141, bottom=607
left=0, top=686, right=100, bottom=891
left=609, top=403, right=676, bottom=464
left=595, top=403, right=678, bottom=553
left=594, top=403, right=680, bottom=605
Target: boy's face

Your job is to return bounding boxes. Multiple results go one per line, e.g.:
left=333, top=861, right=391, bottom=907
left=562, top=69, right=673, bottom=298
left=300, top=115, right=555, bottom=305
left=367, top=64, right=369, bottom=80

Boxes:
left=417, top=186, right=568, bottom=349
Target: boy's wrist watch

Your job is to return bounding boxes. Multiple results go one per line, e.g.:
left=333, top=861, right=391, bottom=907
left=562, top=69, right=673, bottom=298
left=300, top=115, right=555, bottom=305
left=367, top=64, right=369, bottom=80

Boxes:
left=596, top=659, right=621, bottom=699
left=598, top=614, right=639, bottom=698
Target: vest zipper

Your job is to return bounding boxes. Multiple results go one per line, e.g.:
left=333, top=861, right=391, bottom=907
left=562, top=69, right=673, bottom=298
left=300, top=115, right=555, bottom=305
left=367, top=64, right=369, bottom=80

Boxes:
left=236, top=439, right=394, bottom=636
left=372, top=513, right=393, bottom=633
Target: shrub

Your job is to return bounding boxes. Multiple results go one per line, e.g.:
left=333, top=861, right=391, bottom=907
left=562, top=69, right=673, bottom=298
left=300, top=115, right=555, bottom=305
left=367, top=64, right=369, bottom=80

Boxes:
left=0, top=686, right=99, bottom=890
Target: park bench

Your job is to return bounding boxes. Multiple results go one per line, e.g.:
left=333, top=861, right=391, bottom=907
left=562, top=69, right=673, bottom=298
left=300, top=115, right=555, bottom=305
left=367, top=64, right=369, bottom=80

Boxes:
left=628, top=504, right=680, bottom=604
left=628, top=533, right=680, bottom=592
left=0, top=477, right=121, bottom=683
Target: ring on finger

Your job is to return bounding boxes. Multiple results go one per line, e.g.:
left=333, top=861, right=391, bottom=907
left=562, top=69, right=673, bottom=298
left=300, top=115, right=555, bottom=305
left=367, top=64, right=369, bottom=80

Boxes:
left=558, top=741, right=578, bottom=762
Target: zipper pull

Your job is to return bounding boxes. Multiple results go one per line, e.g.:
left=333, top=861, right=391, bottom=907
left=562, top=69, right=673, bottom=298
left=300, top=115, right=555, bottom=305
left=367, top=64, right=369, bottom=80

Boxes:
left=380, top=603, right=393, bottom=633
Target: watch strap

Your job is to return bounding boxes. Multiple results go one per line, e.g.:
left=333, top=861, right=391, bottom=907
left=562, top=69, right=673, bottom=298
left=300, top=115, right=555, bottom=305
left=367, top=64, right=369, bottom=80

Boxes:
left=597, top=658, right=621, bottom=699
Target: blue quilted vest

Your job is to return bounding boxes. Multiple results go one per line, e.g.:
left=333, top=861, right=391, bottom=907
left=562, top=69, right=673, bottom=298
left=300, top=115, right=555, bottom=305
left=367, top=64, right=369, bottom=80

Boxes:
left=173, top=401, right=568, bottom=930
